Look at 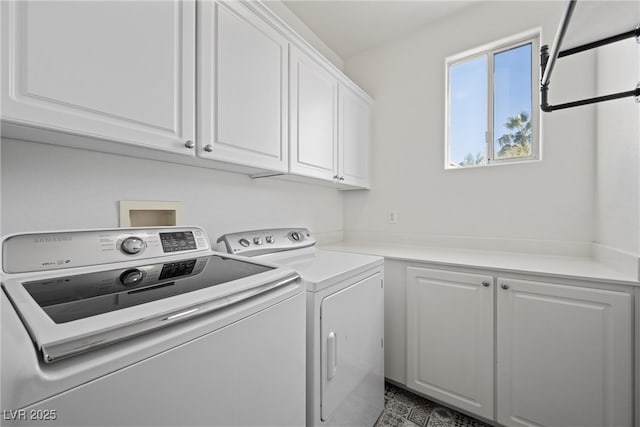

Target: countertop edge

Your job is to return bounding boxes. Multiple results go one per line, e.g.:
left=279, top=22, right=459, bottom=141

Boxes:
left=320, top=243, right=640, bottom=287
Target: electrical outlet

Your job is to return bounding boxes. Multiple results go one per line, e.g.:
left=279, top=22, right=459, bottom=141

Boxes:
left=388, top=210, right=398, bottom=224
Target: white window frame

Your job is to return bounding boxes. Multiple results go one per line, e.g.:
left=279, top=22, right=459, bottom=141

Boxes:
left=445, top=29, right=541, bottom=169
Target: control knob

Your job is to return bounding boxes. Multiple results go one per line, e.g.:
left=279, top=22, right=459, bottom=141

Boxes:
left=290, top=231, right=301, bottom=241
left=265, top=236, right=275, bottom=244
left=239, top=238, right=251, bottom=247
left=120, top=269, right=144, bottom=286
left=121, top=236, right=145, bottom=255
left=253, top=237, right=263, bottom=245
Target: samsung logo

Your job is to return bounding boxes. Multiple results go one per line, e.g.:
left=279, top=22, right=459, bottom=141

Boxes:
left=33, top=236, right=73, bottom=244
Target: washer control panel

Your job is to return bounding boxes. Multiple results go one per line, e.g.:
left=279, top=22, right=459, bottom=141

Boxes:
left=217, top=228, right=316, bottom=256
left=2, top=227, right=211, bottom=274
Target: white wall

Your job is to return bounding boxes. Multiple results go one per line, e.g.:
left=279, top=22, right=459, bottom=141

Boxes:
left=0, top=139, right=343, bottom=241
left=0, top=0, right=346, bottom=243
left=343, top=1, right=597, bottom=249
left=3, top=1, right=635, bottom=259
left=595, top=37, right=640, bottom=255
left=263, top=0, right=344, bottom=70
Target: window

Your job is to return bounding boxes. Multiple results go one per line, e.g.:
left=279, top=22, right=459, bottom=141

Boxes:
left=446, top=32, right=540, bottom=169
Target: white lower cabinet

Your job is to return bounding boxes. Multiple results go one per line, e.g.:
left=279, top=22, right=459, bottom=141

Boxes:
left=406, top=267, right=494, bottom=419
left=496, top=277, right=633, bottom=427
left=406, top=266, right=634, bottom=427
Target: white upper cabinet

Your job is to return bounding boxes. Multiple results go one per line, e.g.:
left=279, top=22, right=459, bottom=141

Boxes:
left=289, top=47, right=338, bottom=181
left=289, top=47, right=373, bottom=190
left=1, top=0, right=196, bottom=155
left=198, top=1, right=288, bottom=172
left=338, top=85, right=372, bottom=189
left=1, top=0, right=373, bottom=185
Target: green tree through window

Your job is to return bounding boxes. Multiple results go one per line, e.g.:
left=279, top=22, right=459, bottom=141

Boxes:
left=458, top=152, right=485, bottom=167
left=495, top=112, right=531, bottom=159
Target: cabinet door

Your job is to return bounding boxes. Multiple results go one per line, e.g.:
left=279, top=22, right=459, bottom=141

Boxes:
left=338, top=85, right=372, bottom=188
left=406, top=267, right=494, bottom=420
left=198, top=1, right=288, bottom=172
left=1, top=0, right=195, bottom=155
left=289, top=47, right=337, bottom=181
left=496, top=278, right=632, bottom=427
left=320, top=272, right=384, bottom=425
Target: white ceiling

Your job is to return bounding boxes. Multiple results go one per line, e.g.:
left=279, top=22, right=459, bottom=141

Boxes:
left=281, top=1, right=478, bottom=60
left=561, top=1, right=640, bottom=50
left=281, top=1, right=640, bottom=61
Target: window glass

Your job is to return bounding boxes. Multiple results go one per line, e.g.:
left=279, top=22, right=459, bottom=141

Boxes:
left=493, top=43, right=532, bottom=160
left=445, top=34, right=538, bottom=169
left=448, top=56, right=487, bottom=167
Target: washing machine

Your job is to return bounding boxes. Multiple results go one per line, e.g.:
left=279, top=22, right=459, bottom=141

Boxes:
left=218, top=228, right=385, bottom=427
left=1, top=226, right=306, bottom=426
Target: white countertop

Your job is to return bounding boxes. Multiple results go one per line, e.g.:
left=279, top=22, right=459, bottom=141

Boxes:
left=320, top=242, right=640, bottom=286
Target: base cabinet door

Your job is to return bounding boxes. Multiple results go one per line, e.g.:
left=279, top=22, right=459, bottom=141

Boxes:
left=406, top=267, right=494, bottom=420
left=496, top=278, right=633, bottom=427
left=1, top=0, right=196, bottom=154
left=198, top=0, right=288, bottom=172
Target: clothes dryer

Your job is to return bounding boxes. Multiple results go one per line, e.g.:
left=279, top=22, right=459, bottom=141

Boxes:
left=218, top=228, right=385, bottom=427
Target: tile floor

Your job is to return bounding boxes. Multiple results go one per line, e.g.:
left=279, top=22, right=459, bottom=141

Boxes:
left=376, top=383, right=491, bottom=427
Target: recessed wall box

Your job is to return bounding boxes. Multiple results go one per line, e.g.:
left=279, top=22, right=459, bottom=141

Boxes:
left=119, top=201, right=182, bottom=227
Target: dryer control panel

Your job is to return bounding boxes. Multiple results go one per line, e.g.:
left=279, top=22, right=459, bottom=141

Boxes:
left=2, top=226, right=210, bottom=274
left=217, top=228, right=316, bottom=257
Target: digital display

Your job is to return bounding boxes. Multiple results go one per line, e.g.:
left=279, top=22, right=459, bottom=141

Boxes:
left=159, top=260, right=196, bottom=280
left=160, top=231, right=197, bottom=253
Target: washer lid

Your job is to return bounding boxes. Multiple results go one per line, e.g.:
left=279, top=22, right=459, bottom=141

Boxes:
left=2, top=253, right=300, bottom=363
